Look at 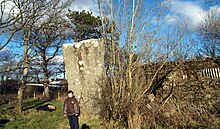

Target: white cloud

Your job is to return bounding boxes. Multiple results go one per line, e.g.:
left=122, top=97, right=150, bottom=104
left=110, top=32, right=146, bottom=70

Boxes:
left=0, top=0, right=19, bottom=19
left=165, top=14, right=178, bottom=24
left=165, top=0, right=220, bottom=31
left=209, top=5, right=220, bottom=18
left=70, top=0, right=98, bottom=15
left=51, top=55, right=64, bottom=64
left=0, top=0, right=99, bottom=24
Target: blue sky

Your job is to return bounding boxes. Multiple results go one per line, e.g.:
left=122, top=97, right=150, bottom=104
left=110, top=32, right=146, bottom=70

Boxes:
left=1, top=0, right=220, bottom=63
left=0, top=0, right=220, bottom=80
left=165, top=0, right=220, bottom=30
left=1, top=0, right=220, bottom=47
left=75, top=0, right=220, bottom=28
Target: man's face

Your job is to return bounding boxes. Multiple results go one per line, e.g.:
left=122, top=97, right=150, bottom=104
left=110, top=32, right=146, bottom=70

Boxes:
left=68, top=93, right=73, bottom=98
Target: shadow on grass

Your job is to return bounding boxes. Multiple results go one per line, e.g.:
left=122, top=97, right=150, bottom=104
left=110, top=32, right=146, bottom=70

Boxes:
left=0, top=119, right=10, bottom=127
left=23, top=99, right=51, bottom=111
left=35, top=104, right=56, bottom=112
left=81, top=123, right=90, bottom=129
left=0, top=98, right=51, bottom=111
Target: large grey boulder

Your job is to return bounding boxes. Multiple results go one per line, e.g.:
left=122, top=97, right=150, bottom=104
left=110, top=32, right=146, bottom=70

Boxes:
left=62, top=39, right=104, bottom=112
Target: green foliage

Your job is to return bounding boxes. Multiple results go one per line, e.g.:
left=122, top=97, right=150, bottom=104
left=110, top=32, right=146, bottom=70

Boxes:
left=66, top=10, right=102, bottom=42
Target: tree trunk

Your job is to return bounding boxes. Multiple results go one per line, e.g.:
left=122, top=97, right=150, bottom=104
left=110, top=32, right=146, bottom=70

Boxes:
left=128, top=107, right=142, bottom=129
left=17, top=35, right=29, bottom=112
left=44, top=81, right=50, bottom=99
left=0, top=75, right=4, bottom=85
left=42, top=57, right=50, bottom=99
left=17, top=82, right=24, bottom=112
left=17, top=56, right=29, bottom=112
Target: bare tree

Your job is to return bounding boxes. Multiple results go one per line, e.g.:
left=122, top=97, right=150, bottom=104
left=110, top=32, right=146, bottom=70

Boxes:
left=0, top=0, right=73, bottom=111
left=197, top=6, right=220, bottom=58
left=0, top=48, right=18, bottom=84
left=33, top=11, right=70, bottom=99
left=0, top=0, right=23, bottom=50
left=97, top=0, right=190, bottom=128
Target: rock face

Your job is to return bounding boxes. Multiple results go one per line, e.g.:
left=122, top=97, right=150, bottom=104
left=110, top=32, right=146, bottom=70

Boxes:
left=62, top=39, right=104, bottom=112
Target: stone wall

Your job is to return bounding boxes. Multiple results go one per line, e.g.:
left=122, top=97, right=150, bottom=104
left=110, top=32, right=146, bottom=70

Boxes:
left=62, top=39, right=104, bottom=112
left=142, top=64, right=220, bottom=128
left=146, top=58, right=220, bottom=85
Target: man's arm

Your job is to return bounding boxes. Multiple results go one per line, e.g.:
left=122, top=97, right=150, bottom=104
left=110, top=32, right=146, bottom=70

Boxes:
left=74, top=99, right=80, bottom=116
left=63, top=100, right=67, bottom=116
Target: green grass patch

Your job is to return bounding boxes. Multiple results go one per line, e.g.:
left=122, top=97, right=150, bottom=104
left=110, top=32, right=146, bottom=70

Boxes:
left=0, top=100, right=111, bottom=129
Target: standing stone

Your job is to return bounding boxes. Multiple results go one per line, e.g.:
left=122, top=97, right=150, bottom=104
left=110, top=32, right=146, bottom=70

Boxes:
left=62, top=39, right=104, bottom=113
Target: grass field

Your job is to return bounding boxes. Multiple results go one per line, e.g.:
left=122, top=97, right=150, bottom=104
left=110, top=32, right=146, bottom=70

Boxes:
left=0, top=99, right=110, bottom=129
left=1, top=98, right=216, bottom=128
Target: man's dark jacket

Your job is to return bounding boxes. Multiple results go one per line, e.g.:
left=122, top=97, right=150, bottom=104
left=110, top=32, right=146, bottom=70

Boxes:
left=63, top=96, right=80, bottom=116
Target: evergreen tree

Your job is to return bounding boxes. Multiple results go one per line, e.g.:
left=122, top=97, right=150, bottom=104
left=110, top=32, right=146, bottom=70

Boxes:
left=66, top=10, right=102, bottom=42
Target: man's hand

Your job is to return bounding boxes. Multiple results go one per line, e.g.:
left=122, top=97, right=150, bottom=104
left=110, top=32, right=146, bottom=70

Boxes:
left=64, top=114, right=67, bottom=117
left=75, top=114, right=78, bottom=116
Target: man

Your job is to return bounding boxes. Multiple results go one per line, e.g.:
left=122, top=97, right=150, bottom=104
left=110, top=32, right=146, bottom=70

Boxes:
left=63, top=90, right=80, bottom=129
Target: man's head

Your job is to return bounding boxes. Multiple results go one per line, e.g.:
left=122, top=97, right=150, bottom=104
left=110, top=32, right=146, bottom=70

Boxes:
left=67, top=90, right=74, bottom=98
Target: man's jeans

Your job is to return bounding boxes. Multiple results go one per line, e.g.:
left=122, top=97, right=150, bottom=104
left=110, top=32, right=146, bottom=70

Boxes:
left=68, top=114, right=79, bottom=129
